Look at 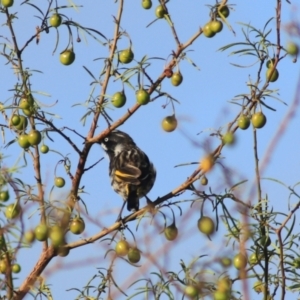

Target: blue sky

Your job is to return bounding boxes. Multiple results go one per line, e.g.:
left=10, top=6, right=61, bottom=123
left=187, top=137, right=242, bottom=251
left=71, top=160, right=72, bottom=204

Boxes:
left=0, top=1, right=299, bottom=299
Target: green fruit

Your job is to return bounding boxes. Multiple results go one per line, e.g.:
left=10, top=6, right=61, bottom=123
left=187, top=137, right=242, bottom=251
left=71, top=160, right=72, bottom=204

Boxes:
left=184, top=285, right=198, bottom=298
left=60, top=50, right=75, bottom=65
left=19, top=97, right=33, bottom=110
left=14, top=116, right=28, bottom=131
left=266, top=68, right=279, bottom=82
left=0, top=260, right=7, bottom=274
left=49, top=13, right=62, bottom=28
left=11, top=115, right=21, bottom=126
left=40, top=145, right=49, bottom=154
left=34, top=224, right=48, bottom=241
left=22, top=107, right=34, bottom=117
left=155, top=5, right=166, bottom=18
left=171, top=71, right=183, bottom=86
left=251, top=112, right=267, bottom=129
left=127, top=248, right=141, bottom=263
left=136, top=89, right=150, bottom=105
left=222, top=132, right=235, bottom=145
left=203, top=23, right=215, bottom=38
left=18, top=134, right=30, bottom=149
left=69, top=218, right=85, bottom=235
left=210, top=20, right=223, bottom=33
left=238, top=115, right=250, bottom=130
left=0, top=190, right=9, bottom=202
left=217, top=5, right=230, bottom=18
left=12, top=263, right=21, bottom=273
left=286, top=42, right=299, bottom=56
left=200, top=175, right=208, bottom=186
left=217, top=277, right=231, bottom=292
left=49, top=225, right=64, bottom=247
left=197, top=216, right=215, bottom=235
left=57, top=246, right=70, bottom=257
left=161, top=115, right=177, bottom=132
left=249, top=253, right=259, bottom=265
left=5, top=203, right=21, bottom=219
left=111, top=91, right=126, bottom=108
left=1, top=0, right=13, bottom=8
left=220, top=257, right=232, bottom=268
left=115, top=240, right=129, bottom=256
left=24, top=231, right=35, bottom=243
left=164, top=224, right=178, bottom=241
left=28, top=130, right=42, bottom=146
left=260, top=235, right=271, bottom=247
left=142, top=0, right=152, bottom=9
left=118, top=48, right=134, bottom=64
left=253, top=281, right=263, bottom=293
left=266, top=58, right=275, bottom=68
left=233, top=253, right=247, bottom=270
left=213, top=291, right=230, bottom=300
left=293, top=258, right=300, bottom=269
left=55, top=177, right=65, bottom=188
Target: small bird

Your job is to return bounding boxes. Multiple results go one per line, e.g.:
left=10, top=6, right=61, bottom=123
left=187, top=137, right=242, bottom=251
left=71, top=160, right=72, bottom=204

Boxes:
left=100, top=130, right=156, bottom=216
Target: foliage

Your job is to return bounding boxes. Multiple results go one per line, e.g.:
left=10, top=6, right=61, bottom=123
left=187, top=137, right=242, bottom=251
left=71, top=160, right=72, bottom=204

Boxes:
left=0, top=0, right=299, bottom=299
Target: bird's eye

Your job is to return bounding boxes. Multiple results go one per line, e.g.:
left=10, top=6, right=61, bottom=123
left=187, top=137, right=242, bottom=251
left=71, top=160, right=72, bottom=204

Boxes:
left=104, top=137, right=109, bottom=142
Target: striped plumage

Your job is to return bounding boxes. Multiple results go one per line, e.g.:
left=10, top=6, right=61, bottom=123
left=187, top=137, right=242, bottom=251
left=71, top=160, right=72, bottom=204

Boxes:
left=100, top=130, right=156, bottom=212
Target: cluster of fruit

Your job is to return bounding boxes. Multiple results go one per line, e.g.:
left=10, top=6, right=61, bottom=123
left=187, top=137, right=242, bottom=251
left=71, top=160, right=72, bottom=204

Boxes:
left=10, top=95, right=42, bottom=149
left=203, top=5, right=230, bottom=38
left=0, top=240, right=21, bottom=274
left=115, top=240, right=141, bottom=264
left=24, top=217, right=85, bottom=256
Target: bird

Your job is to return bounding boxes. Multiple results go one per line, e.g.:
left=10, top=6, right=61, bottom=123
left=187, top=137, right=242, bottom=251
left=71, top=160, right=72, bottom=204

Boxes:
left=99, top=129, right=156, bottom=217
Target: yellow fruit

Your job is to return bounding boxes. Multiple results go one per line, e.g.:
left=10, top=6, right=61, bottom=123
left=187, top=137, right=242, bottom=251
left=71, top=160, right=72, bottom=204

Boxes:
left=210, top=20, right=223, bottom=33
left=251, top=112, right=267, bottom=129
left=164, top=224, right=178, bottom=241
left=136, top=89, right=150, bottom=105
left=238, top=115, right=250, bottom=130
left=184, top=285, right=198, bottom=298
left=0, top=260, right=7, bottom=274
left=220, top=257, right=232, bottom=268
left=203, top=23, right=215, bottom=38
left=233, top=253, right=247, bottom=270
left=197, top=216, right=215, bottom=235
left=200, top=175, right=208, bottom=186
left=5, top=203, right=21, bottom=219
left=111, top=91, right=126, bottom=108
left=49, top=14, right=62, bottom=28
left=118, top=48, right=134, bottom=64
left=161, top=115, right=177, bottom=132
left=115, top=240, right=129, bottom=256
left=60, top=50, right=75, bottom=65
left=253, top=281, right=264, bottom=293
left=12, top=263, right=21, bottom=273
left=266, top=68, right=279, bottom=82
left=222, top=132, right=235, bottom=145
left=217, top=277, right=231, bottom=292
left=55, top=177, right=65, bottom=188
left=286, top=42, right=299, bottom=56
left=1, top=0, right=13, bottom=8
left=155, top=5, right=166, bottom=18
left=171, top=71, right=183, bottom=86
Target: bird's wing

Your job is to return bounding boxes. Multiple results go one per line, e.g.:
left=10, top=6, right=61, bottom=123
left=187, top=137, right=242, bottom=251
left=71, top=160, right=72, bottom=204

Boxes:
left=114, top=165, right=141, bottom=185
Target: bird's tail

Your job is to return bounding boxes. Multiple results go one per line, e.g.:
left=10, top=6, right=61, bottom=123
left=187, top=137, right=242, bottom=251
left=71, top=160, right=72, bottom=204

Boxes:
left=127, top=192, right=139, bottom=212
